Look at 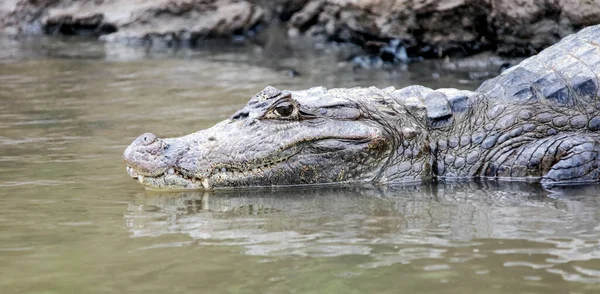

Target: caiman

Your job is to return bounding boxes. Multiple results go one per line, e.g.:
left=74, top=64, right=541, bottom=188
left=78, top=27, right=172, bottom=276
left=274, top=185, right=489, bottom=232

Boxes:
left=123, top=25, right=600, bottom=190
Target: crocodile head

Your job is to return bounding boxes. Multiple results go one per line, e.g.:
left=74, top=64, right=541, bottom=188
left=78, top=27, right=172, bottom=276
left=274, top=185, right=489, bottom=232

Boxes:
left=123, top=86, right=431, bottom=190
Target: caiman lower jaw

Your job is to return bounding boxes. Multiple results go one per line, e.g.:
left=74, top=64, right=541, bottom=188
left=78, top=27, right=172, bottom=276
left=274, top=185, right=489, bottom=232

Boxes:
left=126, top=165, right=211, bottom=190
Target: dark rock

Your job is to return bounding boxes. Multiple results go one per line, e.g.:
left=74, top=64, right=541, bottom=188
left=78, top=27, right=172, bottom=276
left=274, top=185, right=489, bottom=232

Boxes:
left=284, top=0, right=600, bottom=59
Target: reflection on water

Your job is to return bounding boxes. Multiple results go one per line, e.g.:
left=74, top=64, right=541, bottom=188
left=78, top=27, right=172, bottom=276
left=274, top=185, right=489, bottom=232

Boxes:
left=0, top=36, right=599, bottom=293
left=126, top=183, right=600, bottom=278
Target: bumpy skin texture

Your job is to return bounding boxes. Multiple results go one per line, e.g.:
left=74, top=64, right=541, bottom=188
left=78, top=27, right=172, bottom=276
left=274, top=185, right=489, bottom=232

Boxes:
left=124, top=25, right=600, bottom=189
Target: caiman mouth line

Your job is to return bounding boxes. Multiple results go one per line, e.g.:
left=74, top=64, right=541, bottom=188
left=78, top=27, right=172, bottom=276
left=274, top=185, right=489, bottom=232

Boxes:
left=127, top=165, right=212, bottom=189
left=126, top=154, right=296, bottom=190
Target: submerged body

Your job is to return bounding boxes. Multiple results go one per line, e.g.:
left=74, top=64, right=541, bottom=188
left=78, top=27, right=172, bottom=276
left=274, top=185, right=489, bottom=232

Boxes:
left=124, top=25, right=600, bottom=189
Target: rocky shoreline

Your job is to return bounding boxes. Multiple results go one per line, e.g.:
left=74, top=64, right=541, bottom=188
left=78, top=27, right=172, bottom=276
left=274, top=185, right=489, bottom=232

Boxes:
left=1, top=0, right=599, bottom=62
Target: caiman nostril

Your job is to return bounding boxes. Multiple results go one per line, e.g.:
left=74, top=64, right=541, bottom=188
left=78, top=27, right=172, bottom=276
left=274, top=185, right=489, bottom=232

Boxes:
left=136, top=133, right=158, bottom=146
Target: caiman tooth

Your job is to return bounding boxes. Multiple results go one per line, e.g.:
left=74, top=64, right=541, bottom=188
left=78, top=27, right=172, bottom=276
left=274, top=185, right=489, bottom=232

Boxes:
left=138, top=175, right=144, bottom=183
left=191, top=177, right=196, bottom=183
left=201, top=178, right=211, bottom=189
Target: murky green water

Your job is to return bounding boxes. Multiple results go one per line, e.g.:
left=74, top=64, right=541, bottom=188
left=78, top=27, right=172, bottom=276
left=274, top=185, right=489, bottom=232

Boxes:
left=1, top=36, right=599, bottom=293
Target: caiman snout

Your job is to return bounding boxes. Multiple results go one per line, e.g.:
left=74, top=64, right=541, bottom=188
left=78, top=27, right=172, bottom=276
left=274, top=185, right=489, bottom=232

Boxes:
left=124, top=131, right=213, bottom=189
left=123, top=132, right=175, bottom=177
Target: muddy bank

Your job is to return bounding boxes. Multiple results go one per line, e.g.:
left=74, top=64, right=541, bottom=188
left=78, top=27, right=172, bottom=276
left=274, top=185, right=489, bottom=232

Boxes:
left=1, top=0, right=599, bottom=60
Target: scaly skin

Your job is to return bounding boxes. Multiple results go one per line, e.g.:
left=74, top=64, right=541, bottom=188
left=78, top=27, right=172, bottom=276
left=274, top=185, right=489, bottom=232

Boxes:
left=123, top=25, right=600, bottom=189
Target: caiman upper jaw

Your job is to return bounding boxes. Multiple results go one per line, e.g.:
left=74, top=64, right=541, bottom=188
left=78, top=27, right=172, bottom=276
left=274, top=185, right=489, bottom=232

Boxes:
left=123, top=132, right=383, bottom=190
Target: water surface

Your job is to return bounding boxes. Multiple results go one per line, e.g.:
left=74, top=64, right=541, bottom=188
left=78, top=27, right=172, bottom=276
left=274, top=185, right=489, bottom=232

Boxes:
left=1, top=36, right=599, bottom=293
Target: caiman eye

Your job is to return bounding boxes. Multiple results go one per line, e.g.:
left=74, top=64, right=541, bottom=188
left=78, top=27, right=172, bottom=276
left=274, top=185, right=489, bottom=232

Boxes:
left=263, top=101, right=299, bottom=120
left=274, top=103, right=295, bottom=117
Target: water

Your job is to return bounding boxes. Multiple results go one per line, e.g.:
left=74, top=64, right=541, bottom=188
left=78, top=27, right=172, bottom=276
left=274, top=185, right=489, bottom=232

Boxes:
left=1, top=36, right=599, bottom=293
